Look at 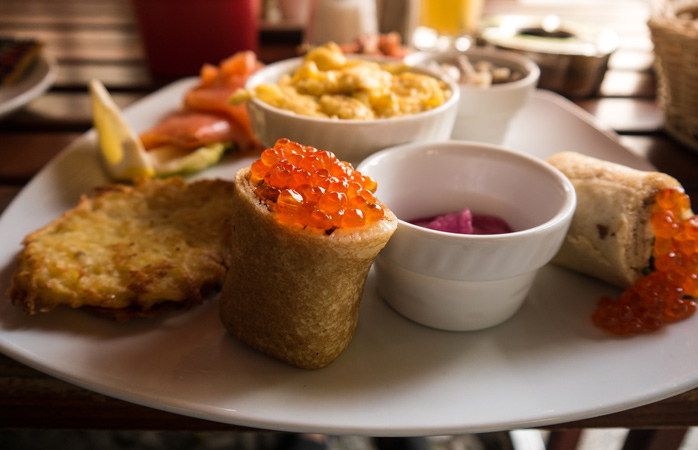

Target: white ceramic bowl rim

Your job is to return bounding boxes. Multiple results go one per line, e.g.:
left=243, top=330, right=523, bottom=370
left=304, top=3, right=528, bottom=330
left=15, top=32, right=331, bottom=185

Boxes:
left=357, top=141, right=576, bottom=241
left=405, top=48, right=541, bottom=92
left=244, top=56, right=461, bottom=125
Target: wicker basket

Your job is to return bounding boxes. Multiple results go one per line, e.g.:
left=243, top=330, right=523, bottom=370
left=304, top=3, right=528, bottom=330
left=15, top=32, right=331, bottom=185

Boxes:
left=648, top=0, right=698, bottom=152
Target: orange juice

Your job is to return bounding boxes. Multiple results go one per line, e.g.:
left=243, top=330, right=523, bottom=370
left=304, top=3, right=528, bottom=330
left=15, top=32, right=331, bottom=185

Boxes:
left=419, top=0, right=483, bottom=35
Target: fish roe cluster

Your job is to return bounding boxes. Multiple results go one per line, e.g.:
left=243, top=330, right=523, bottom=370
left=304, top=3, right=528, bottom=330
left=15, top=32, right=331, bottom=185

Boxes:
left=592, top=187, right=698, bottom=336
left=250, top=138, right=384, bottom=232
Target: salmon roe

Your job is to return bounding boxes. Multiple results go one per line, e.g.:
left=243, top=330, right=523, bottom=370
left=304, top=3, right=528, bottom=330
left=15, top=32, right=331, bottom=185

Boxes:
left=250, top=138, right=383, bottom=232
left=592, top=187, right=698, bottom=336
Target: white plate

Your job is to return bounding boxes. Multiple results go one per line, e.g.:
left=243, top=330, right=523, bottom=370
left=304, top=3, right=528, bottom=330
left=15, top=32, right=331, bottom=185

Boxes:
left=0, top=82, right=696, bottom=436
left=0, top=52, right=58, bottom=119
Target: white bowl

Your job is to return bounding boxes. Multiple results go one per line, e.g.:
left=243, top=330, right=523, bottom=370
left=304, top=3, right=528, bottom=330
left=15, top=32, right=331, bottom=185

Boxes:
left=357, top=141, right=576, bottom=331
left=243, top=57, right=460, bottom=164
left=404, top=48, right=540, bottom=145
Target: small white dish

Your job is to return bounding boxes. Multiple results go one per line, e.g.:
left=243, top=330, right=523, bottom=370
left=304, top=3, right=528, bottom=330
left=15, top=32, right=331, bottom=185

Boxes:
left=405, top=48, right=540, bottom=145
left=0, top=52, right=58, bottom=119
left=358, top=141, right=576, bottom=331
left=242, top=56, right=459, bottom=164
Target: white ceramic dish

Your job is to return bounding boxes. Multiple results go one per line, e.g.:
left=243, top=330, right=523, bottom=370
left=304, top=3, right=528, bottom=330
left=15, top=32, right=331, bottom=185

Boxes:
left=358, top=142, right=575, bottom=331
left=0, top=80, right=696, bottom=437
left=243, top=56, right=459, bottom=164
left=405, top=48, right=540, bottom=144
left=0, top=52, right=58, bottom=119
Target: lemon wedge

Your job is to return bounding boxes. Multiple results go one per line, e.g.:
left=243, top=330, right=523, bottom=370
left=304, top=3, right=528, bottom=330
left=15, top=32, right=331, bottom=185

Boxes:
left=88, top=79, right=155, bottom=180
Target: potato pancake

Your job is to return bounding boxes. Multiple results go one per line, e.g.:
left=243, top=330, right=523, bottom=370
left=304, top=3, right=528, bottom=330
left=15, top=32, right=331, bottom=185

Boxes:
left=8, top=177, right=234, bottom=322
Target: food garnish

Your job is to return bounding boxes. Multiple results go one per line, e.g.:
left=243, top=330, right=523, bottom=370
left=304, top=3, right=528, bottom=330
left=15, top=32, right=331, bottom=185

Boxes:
left=592, top=187, right=698, bottom=336
left=251, top=138, right=383, bottom=232
left=89, top=79, right=155, bottom=180
left=89, top=79, right=227, bottom=180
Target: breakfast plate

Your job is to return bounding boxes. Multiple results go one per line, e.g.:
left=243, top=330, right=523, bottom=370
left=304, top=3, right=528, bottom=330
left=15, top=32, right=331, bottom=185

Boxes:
left=0, top=79, right=696, bottom=436
left=0, top=51, right=58, bottom=119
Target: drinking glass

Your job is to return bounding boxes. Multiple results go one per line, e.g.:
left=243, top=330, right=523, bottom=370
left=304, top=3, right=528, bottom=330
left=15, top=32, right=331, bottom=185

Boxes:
left=131, top=0, right=260, bottom=77
left=412, top=0, right=484, bottom=51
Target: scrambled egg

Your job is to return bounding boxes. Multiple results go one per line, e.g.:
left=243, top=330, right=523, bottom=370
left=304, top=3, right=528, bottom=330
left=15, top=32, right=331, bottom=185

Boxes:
left=231, top=42, right=451, bottom=120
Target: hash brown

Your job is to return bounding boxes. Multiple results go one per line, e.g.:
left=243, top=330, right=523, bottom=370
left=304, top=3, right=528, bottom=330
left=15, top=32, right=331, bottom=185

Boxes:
left=8, top=177, right=235, bottom=322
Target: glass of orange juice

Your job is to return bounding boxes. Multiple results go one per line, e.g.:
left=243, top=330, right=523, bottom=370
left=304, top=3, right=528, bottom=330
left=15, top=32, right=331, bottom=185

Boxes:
left=413, top=0, right=484, bottom=51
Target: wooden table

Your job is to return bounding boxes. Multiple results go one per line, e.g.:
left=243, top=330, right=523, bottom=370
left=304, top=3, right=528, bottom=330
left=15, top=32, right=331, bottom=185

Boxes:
left=1, top=1, right=698, bottom=448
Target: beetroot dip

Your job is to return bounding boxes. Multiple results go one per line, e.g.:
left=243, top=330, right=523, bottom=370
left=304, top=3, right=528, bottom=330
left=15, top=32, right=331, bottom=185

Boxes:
left=409, top=208, right=514, bottom=235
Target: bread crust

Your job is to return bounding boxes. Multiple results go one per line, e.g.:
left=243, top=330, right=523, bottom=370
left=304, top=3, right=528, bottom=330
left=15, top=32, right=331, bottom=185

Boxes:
left=546, top=152, right=685, bottom=288
left=219, top=167, right=397, bottom=369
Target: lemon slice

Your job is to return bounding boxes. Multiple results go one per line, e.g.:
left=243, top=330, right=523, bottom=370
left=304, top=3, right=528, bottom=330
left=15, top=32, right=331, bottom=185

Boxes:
left=88, top=79, right=155, bottom=180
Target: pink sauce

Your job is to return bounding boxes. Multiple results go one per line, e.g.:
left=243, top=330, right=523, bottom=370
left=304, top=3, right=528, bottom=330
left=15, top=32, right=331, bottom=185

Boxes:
left=409, top=208, right=514, bottom=235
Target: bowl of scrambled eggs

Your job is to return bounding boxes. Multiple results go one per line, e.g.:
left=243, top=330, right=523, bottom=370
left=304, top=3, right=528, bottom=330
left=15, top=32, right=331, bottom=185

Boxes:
left=231, top=43, right=459, bottom=164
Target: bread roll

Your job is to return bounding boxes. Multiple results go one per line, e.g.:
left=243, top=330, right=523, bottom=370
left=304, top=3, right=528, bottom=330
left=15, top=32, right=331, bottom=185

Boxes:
left=546, top=152, right=687, bottom=288
left=219, top=166, right=397, bottom=369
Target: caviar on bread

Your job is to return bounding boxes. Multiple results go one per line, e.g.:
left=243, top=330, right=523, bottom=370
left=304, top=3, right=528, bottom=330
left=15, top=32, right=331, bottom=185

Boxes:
left=219, top=139, right=398, bottom=369
left=546, top=152, right=697, bottom=336
left=250, top=138, right=385, bottom=231
left=592, top=187, right=697, bottom=335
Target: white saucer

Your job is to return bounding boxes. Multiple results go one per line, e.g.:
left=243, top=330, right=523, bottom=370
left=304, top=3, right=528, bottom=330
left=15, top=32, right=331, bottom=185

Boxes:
left=0, top=51, right=58, bottom=119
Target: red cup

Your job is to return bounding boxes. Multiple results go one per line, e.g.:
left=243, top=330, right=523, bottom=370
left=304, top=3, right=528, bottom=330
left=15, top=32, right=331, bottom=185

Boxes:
left=131, top=0, right=260, bottom=77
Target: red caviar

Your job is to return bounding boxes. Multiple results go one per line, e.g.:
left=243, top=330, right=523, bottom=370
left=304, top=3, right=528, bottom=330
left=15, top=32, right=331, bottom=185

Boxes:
left=250, top=138, right=384, bottom=232
left=592, top=187, right=698, bottom=336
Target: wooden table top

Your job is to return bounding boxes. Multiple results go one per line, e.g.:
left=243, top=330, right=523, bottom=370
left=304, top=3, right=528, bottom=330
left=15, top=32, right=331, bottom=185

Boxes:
left=1, top=0, right=698, bottom=439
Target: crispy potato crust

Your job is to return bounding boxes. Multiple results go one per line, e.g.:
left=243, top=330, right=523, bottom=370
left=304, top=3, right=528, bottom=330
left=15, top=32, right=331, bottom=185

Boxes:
left=8, top=177, right=235, bottom=322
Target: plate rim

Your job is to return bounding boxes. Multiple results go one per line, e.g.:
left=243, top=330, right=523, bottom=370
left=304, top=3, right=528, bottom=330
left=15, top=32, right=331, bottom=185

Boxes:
left=0, top=84, right=696, bottom=436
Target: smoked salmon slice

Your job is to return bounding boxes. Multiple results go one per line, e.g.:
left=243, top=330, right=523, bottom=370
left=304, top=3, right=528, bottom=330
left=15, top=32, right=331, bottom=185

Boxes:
left=140, top=111, right=239, bottom=150
left=184, top=51, right=264, bottom=151
left=139, top=51, right=264, bottom=154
